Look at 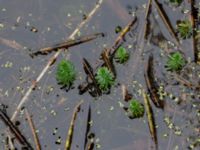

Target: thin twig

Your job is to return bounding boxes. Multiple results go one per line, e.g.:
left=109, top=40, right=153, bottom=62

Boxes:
left=101, top=48, right=116, bottom=76
left=153, top=0, right=179, bottom=46
left=11, top=0, right=104, bottom=121
left=5, top=134, right=15, bottom=150
left=144, top=54, right=164, bottom=109
left=84, top=105, right=91, bottom=149
left=189, top=0, right=199, bottom=63
left=110, top=17, right=137, bottom=56
left=0, top=37, right=24, bottom=50
left=82, top=58, right=102, bottom=95
left=144, top=0, right=152, bottom=39
left=65, top=100, right=84, bottom=150
left=142, top=91, right=158, bottom=150
left=0, top=109, right=33, bottom=149
left=87, top=142, right=94, bottom=150
left=121, top=84, right=132, bottom=102
left=31, top=33, right=104, bottom=57
left=25, top=109, right=41, bottom=150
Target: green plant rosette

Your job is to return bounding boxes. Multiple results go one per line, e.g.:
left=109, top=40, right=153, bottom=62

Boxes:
left=128, top=99, right=145, bottom=119
left=169, top=0, right=183, bottom=6
left=177, top=20, right=192, bottom=39
left=56, top=60, right=76, bottom=87
left=115, top=46, right=129, bottom=64
left=166, top=51, right=186, bottom=71
left=95, top=67, right=114, bottom=91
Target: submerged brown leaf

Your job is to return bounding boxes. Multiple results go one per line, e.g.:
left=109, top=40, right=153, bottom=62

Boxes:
left=65, top=100, right=83, bottom=150
left=189, top=0, right=199, bottom=63
left=31, top=33, right=104, bottom=57
left=154, top=0, right=179, bottom=46
left=82, top=58, right=101, bottom=96
left=25, top=109, right=41, bottom=150
left=144, top=0, right=152, bottom=39
left=108, top=17, right=137, bottom=56
left=142, top=91, right=158, bottom=149
left=101, top=49, right=116, bottom=76
left=0, top=109, right=33, bottom=149
left=144, top=54, right=164, bottom=108
left=0, top=37, right=24, bottom=50
left=121, top=84, right=132, bottom=102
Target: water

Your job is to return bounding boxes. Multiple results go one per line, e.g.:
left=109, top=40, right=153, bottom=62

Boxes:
left=0, top=0, right=199, bottom=149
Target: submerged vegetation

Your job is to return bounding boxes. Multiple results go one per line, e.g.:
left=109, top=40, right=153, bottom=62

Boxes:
left=166, top=52, right=186, bottom=71
left=95, top=67, right=115, bottom=91
left=56, top=60, right=76, bottom=87
left=177, top=20, right=192, bottom=39
left=115, top=46, right=129, bottom=64
left=128, top=99, right=145, bottom=119
left=1, top=0, right=200, bottom=149
left=169, top=0, right=183, bottom=6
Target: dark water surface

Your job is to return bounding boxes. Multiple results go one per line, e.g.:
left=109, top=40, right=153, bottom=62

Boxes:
left=0, top=0, right=199, bottom=150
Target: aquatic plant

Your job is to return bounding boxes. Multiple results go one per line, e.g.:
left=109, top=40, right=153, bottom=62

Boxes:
left=56, top=60, right=76, bottom=87
left=169, top=0, right=183, bottom=6
left=95, top=67, right=114, bottom=91
left=177, top=20, right=192, bottom=39
left=115, top=25, right=122, bottom=33
left=166, top=52, right=186, bottom=71
left=128, top=99, right=145, bottom=119
left=115, top=46, right=129, bottom=64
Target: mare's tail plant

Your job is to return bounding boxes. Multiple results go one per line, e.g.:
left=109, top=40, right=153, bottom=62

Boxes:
left=56, top=60, right=76, bottom=88
left=95, top=67, right=115, bottom=91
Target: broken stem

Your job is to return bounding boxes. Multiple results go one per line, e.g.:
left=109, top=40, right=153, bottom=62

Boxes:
left=0, top=109, right=33, bottom=149
left=65, top=100, right=84, bottom=150
left=25, top=109, right=41, bottom=150
left=154, top=0, right=179, bottom=46
left=142, top=91, right=158, bottom=149
left=31, top=33, right=104, bottom=57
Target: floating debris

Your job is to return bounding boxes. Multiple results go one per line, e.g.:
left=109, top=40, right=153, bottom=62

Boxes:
left=0, top=108, right=33, bottom=149
left=121, top=84, right=132, bottom=102
left=154, top=0, right=179, bottom=45
left=25, top=109, right=41, bottom=150
left=142, top=91, right=158, bottom=149
left=30, top=33, right=104, bottom=57
left=144, top=54, right=164, bottom=108
left=65, top=100, right=83, bottom=150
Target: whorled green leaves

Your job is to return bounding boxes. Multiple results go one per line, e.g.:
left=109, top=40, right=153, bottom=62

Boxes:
left=166, top=52, right=186, bottom=71
left=177, top=20, right=192, bottom=39
left=169, top=0, right=183, bottom=6
left=56, top=60, right=76, bottom=87
left=128, top=99, right=145, bottom=119
left=115, top=46, right=129, bottom=64
left=95, top=67, right=114, bottom=91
